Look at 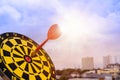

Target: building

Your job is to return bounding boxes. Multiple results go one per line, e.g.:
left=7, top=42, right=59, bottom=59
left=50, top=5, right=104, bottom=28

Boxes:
left=82, top=57, right=94, bottom=70
left=103, top=56, right=111, bottom=68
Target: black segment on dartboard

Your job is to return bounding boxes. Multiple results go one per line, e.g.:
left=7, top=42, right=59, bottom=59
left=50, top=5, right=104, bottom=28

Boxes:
left=17, top=60, right=24, bottom=66
left=13, top=53, right=23, bottom=58
left=27, top=42, right=33, bottom=48
left=30, top=64, right=37, bottom=73
left=35, top=75, right=42, bottom=80
left=3, top=50, right=10, bottom=56
left=33, top=60, right=42, bottom=64
left=22, top=72, right=29, bottom=80
left=43, top=61, right=49, bottom=66
left=27, top=48, right=31, bottom=55
left=25, top=63, right=29, bottom=72
left=14, top=48, right=23, bottom=55
left=43, top=70, right=49, bottom=77
left=6, top=41, right=14, bottom=47
left=32, top=63, right=41, bottom=70
left=8, top=63, right=17, bottom=71
left=20, top=46, right=26, bottom=54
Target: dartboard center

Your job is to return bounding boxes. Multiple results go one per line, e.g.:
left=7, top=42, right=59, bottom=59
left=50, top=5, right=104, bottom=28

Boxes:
left=24, top=55, right=32, bottom=63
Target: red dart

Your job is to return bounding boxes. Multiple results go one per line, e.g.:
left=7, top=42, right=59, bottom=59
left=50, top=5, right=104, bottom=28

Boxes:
left=31, top=24, right=61, bottom=56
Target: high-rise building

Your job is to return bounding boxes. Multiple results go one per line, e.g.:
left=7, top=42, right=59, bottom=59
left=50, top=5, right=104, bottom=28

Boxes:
left=82, top=57, right=94, bottom=70
left=103, top=56, right=111, bottom=68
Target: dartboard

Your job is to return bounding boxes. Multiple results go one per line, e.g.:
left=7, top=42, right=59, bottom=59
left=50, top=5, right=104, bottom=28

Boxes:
left=0, top=32, right=56, bottom=80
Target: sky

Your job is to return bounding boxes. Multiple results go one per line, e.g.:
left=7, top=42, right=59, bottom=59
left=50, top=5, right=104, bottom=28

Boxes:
left=0, top=0, right=120, bottom=69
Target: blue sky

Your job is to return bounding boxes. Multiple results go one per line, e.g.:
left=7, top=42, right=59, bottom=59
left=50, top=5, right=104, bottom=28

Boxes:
left=0, top=0, right=120, bottom=69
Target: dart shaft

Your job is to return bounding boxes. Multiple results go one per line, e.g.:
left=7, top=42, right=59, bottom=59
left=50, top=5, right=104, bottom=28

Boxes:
left=32, top=38, right=49, bottom=55
left=36, top=38, right=48, bottom=51
left=31, top=38, right=48, bottom=57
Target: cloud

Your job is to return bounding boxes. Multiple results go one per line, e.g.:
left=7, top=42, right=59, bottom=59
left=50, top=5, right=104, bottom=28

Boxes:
left=0, top=5, right=21, bottom=22
left=0, top=0, right=56, bottom=39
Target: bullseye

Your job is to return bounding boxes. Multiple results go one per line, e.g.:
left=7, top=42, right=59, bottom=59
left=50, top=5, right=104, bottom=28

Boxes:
left=24, top=55, right=32, bottom=63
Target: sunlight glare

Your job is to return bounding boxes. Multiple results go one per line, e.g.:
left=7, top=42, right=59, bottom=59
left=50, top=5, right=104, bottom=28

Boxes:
left=59, top=13, right=95, bottom=40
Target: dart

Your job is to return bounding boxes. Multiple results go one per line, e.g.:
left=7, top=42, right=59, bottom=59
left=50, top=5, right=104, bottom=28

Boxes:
left=0, top=24, right=61, bottom=80
left=31, top=24, right=61, bottom=56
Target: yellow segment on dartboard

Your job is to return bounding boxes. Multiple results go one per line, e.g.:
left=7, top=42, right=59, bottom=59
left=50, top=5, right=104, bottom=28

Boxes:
left=0, top=32, right=56, bottom=80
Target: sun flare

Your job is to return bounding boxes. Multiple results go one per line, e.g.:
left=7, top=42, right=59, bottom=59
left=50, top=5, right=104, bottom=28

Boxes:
left=58, top=13, right=96, bottom=40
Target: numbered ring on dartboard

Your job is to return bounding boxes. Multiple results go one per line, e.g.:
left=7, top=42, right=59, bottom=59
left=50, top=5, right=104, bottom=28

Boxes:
left=0, top=32, right=56, bottom=80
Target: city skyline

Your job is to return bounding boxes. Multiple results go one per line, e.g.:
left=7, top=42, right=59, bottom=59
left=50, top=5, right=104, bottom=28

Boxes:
left=0, top=0, right=120, bottom=69
left=81, top=55, right=120, bottom=69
